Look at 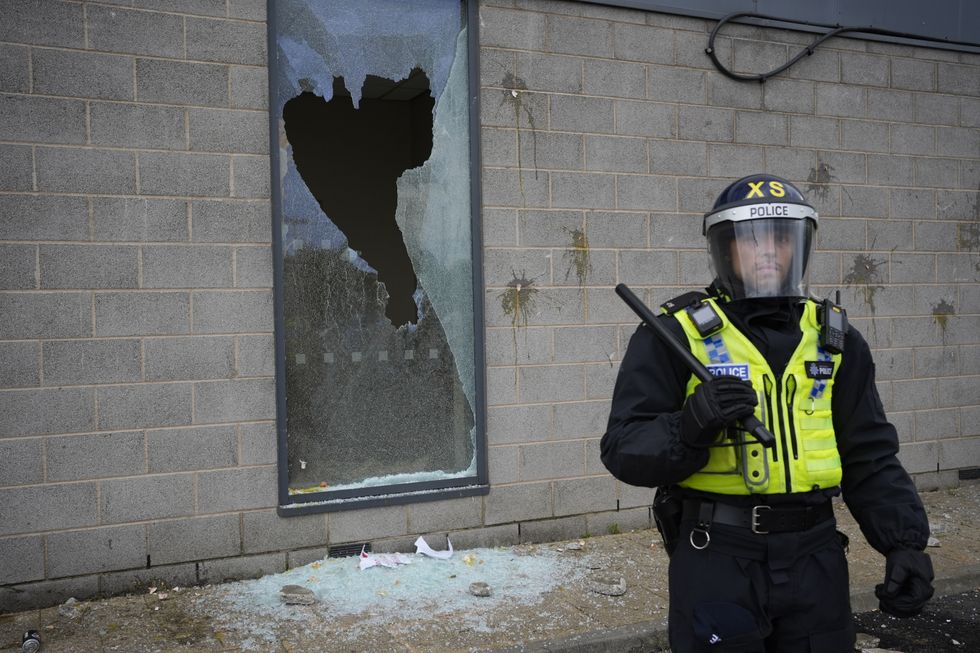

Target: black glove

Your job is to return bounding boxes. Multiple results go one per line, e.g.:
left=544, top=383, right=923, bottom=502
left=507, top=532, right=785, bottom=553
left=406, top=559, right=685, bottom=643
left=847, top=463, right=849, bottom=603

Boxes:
left=875, top=549, right=935, bottom=617
left=680, top=376, right=757, bottom=448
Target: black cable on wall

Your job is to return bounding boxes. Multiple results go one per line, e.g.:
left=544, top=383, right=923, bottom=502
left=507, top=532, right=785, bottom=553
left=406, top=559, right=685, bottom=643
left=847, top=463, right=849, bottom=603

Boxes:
left=706, top=11, right=980, bottom=82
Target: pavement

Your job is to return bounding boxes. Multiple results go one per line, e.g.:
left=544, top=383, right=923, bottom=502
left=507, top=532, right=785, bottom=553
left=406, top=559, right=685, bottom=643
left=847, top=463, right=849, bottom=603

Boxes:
left=2, top=481, right=979, bottom=653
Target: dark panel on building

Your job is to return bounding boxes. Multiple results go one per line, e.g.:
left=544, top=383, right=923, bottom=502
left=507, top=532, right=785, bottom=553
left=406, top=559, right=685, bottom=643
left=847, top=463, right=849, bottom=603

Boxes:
left=586, top=0, right=980, bottom=51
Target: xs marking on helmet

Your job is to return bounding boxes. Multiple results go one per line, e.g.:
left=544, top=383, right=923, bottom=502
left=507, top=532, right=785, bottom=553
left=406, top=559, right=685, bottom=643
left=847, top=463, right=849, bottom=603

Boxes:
left=746, top=180, right=785, bottom=199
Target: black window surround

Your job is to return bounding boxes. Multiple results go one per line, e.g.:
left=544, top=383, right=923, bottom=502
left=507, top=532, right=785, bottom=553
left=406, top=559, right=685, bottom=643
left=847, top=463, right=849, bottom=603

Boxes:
left=267, top=0, right=488, bottom=516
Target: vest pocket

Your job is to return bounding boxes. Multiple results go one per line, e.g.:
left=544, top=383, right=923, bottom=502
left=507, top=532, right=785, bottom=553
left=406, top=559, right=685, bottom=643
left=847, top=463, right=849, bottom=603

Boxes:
left=802, top=435, right=837, bottom=451
left=798, top=408, right=841, bottom=486
left=801, top=415, right=833, bottom=430
left=699, top=444, right=739, bottom=474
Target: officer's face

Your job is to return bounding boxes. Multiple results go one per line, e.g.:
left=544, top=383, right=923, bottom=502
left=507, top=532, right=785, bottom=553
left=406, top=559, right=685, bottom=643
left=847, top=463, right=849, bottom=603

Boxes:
left=729, top=229, right=794, bottom=289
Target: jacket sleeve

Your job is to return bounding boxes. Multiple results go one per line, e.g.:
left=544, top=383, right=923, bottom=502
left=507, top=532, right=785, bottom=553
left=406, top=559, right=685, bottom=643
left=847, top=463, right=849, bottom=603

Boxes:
left=600, top=316, right=709, bottom=487
left=835, top=327, right=930, bottom=555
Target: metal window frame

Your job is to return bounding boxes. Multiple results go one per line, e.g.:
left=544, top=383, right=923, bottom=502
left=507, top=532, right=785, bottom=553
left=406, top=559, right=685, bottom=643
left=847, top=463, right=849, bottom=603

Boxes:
left=267, top=0, right=488, bottom=517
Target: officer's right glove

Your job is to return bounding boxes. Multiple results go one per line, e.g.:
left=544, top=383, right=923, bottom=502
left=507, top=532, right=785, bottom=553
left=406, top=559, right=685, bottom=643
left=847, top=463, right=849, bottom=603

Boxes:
left=875, top=548, right=934, bottom=617
left=680, top=376, right=758, bottom=448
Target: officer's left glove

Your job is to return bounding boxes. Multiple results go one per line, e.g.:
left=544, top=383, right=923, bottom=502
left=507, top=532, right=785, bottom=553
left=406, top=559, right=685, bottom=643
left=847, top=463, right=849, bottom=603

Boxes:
left=875, top=548, right=934, bottom=617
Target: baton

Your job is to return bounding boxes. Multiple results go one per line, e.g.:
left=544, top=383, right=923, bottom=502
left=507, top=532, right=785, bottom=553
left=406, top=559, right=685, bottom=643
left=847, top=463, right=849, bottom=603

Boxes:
left=615, top=283, right=776, bottom=449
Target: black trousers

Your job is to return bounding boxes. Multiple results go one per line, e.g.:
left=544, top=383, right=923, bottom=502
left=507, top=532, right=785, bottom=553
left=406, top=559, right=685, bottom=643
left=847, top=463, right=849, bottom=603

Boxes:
left=667, top=518, right=855, bottom=653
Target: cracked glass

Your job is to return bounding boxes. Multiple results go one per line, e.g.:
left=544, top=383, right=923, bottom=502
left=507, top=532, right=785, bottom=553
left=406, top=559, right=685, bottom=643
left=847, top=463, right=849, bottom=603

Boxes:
left=271, top=0, right=481, bottom=507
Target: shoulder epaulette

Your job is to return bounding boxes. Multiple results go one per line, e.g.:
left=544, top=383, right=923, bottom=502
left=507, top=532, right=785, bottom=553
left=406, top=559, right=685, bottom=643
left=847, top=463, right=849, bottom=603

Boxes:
left=660, top=291, right=709, bottom=315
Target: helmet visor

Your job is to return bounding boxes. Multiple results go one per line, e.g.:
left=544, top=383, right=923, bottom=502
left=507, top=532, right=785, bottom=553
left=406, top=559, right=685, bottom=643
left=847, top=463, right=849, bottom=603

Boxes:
left=707, top=218, right=814, bottom=300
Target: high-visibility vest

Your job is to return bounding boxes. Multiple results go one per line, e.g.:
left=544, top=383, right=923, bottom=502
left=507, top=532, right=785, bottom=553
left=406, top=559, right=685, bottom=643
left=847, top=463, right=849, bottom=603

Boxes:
left=673, top=298, right=843, bottom=495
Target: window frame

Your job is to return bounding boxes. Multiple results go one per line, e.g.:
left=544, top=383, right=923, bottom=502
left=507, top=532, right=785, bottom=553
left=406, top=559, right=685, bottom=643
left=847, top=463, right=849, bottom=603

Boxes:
left=267, top=0, right=488, bottom=516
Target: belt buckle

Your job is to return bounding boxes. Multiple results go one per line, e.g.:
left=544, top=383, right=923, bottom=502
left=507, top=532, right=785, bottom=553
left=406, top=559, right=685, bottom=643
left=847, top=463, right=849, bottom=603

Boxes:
left=751, top=505, right=771, bottom=534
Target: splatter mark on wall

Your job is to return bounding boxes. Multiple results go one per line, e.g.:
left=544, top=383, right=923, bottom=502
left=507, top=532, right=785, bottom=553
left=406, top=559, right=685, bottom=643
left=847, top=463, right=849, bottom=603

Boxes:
left=499, top=73, right=538, bottom=204
left=498, top=270, right=543, bottom=371
left=843, top=253, right=886, bottom=313
left=931, top=298, right=955, bottom=336
left=807, top=161, right=836, bottom=202
left=563, top=227, right=592, bottom=288
left=499, top=271, right=539, bottom=330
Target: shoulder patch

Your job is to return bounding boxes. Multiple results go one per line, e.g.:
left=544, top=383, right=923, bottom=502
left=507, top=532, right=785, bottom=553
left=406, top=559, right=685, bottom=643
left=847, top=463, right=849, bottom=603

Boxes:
left=805, top=361, right=835, bottom=379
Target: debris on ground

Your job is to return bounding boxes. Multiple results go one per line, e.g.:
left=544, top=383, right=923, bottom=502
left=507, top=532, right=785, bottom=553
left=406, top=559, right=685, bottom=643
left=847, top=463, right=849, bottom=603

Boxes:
left=58, top=597, right=80, bottom=619
left=854, top=589, right=980, bottom=653
left=414, top=535, right=454, bottom=559
left=358, top=547, right=413, bottom=570
left=469, top=581, right=492, bottom=597
left=588, top=573, right=627, bottom=596
left=20, top=630, right=41, bottom=653
left=2, top=484, right=975, bottom=653
left=855, top=632, right=881, bottom=648
left=186, top=542, right=594, bottom=649
left=510, top=544, right=538, bottom=556
left=280, top=584, right=317, bottom=605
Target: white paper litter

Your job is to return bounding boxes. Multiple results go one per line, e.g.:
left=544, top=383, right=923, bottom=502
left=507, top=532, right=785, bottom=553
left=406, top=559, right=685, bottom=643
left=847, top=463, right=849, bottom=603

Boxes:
left=414, top=536, right=453, bottom=559
left=358, top=546, right=413, bottom=571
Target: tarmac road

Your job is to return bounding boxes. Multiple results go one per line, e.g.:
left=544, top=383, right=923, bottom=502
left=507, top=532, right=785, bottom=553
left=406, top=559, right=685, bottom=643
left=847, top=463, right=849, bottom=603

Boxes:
left=605, top=591, right=980, bottom=652
left=852, top=589, right=979, bottom=653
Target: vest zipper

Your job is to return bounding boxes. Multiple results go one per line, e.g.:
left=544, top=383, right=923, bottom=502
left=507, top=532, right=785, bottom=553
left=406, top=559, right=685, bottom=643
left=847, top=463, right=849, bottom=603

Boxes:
left=763, top=374, right=777, bottom=463
left=774, top=374, right=793, bottom=492
left=786, top=374, right=799, bottom=460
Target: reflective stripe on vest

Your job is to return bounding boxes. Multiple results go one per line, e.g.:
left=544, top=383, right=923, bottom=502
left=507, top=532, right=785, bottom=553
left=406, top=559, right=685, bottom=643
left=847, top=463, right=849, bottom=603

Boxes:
left=673, top=298, right=843, bottom=495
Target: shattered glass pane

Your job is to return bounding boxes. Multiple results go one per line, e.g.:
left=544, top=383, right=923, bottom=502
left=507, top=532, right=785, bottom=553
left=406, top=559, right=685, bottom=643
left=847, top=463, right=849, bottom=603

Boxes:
left=273, top=0, right=478, bottom=500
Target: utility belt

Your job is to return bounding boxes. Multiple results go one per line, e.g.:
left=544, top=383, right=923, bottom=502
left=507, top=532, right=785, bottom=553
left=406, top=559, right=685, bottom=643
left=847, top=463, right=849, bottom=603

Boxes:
left=652, top=487, right=838, bottom=557
left=681, top=498, right=835, bottom=551
left=682, top=499, right=834, bottom=534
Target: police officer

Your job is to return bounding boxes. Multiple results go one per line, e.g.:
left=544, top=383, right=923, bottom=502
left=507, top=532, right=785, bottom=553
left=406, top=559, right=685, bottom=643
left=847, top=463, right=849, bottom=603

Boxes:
left=601, top=174, right=934, bottom=652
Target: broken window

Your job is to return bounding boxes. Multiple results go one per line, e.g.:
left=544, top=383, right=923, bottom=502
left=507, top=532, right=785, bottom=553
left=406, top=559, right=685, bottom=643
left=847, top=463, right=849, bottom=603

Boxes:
left=270, top=0, right=486, bottom=512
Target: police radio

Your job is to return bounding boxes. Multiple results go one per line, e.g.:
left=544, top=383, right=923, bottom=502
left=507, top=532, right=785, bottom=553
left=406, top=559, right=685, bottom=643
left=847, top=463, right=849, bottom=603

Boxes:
left=820, top=291, right=847, bottom=355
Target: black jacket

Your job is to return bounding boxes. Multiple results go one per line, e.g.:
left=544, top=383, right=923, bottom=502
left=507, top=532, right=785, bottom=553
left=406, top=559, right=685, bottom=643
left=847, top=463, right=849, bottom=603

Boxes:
left=600, top=294, right=929, bottom=555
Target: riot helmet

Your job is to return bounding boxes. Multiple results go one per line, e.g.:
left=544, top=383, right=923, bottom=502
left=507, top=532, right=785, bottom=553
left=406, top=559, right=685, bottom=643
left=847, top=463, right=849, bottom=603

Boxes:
left=703, top=174, right=818, bottom=300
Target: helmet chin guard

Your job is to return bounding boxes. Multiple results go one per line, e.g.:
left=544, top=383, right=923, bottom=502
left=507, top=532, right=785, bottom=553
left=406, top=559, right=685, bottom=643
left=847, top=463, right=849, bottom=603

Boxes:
left=704, top=174, right=818, bottom=301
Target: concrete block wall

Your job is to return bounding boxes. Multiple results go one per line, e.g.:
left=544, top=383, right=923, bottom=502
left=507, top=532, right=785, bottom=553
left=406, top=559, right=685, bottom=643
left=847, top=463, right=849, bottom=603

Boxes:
left=479, top=0, right=980, bottom=515
left=1, top=0, right=978, bottom=610
left=0, top=0, right=279, bottom=611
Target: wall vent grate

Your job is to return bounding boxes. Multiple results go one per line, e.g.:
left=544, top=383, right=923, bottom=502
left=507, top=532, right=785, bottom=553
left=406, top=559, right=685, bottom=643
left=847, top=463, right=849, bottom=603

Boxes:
left=329, top=542, right=369, bottom=558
